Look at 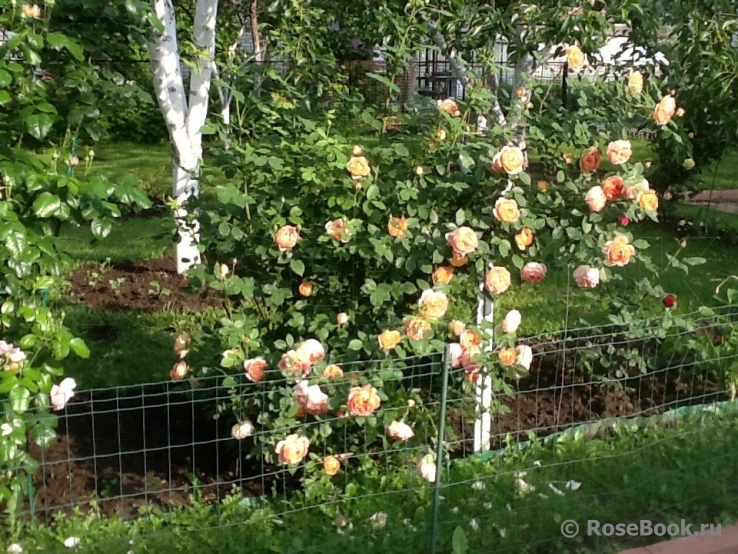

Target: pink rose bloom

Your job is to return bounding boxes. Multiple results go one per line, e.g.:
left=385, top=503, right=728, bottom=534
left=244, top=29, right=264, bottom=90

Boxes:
left=573, top=265, right=600, bottom=289
left=417, top=455, right=437, bottom=482
left=295, top=339, right=325, bottom=364
left=515, top=345, right=533, bottom=371
left=386, top=421, right=415, bottom=442
left=50, top=378, right=77, bottom=411
left=273, top=225, right=300, bottom=252
left=585, top=186, right=607, bottom=213
left=449, top=343, right=463, bottom=368
left=606, top=140, right=632, bottom=165
left=293, top=380, right=328, bottom=416
left=501, top=310, right=522, bottom=334
left=521, top=262, right=547, bottom=283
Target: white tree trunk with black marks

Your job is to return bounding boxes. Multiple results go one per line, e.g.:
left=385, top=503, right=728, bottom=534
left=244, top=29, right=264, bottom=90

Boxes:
left=150, top=0, right=219, bottom=274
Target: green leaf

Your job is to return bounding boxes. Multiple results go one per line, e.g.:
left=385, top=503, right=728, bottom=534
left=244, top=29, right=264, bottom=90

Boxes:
left=5, top=230, right=25, bottom=256
left=290, top=259, right=305, bottom=277
left=9, top=387, right=30, bottom=413
left=348, top=339, right=363, bottom=351
left=32, top=192, right=62, bottom=218
left=366, top=184, right=379, bottom=201
left=25, top=113, right=54, bottom=140
left=91, top=218, right=112, bottom=239
left=393, top=143, right=409, bottom=157
left=69, top=338, right=90, bottom=359
left=566, top=227, right=583, bottom=240
left=46, top=33, right=84, bottom=61
left=0, top=70, right=11, bottom=88
left=683, top=257, right=706, bottom=266
left=452, top=526, right=468, bottom=554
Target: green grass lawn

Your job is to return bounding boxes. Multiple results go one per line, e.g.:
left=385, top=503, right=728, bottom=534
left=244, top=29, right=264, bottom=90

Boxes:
left=696, top=150, right=738, bottom=191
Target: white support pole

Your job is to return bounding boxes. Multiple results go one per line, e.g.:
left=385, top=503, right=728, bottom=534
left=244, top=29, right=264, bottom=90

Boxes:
left=473, top=269, right=495, bottom=453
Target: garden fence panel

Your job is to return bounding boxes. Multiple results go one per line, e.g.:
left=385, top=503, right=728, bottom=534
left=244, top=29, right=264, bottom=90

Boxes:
left=5, top=300, right=738, bottom=552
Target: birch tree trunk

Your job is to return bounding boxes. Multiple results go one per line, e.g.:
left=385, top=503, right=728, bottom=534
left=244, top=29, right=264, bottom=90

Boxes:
left=150, top=0, right=219, bottom=274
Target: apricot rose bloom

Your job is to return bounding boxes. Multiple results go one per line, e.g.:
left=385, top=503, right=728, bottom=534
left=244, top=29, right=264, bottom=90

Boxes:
left=448, top=320, right=466, bottom=336
left=323, top=364, right=344, bottom=381
left=432, top=266, right=454, bottom=285
left=485, top=266, right=511, bottom=295
left=276, top=434, right=310, bottom=465
left=278, top=350, right=312, bottom=379
left=438, top=98, right=461, bottom=117
left=601, top=175, right=625, bottom=201
left=606, top=140, right=632, bottom=166
left=654, top=95, right=676, bottom=126
left=627, top=71, right=643, bottom=96
left=274, top=225, right=300, bottom=252
left=538, top=180, right=550, bottom=193
left=405, top=316, right=432, bottom=341
left=22, top=4, right=42, bottom=17
left=493, top=198, right=521, bottom=223
left=347, top=155, right=371, bottom=179
left=514, top=228, right=533, bottom=250
left=521, top=262, right=547, bottom=283
left=419, top=289, right=449, bottom=320
left=446, top=226, right=478, bottom=255
left=450, top=252, right=468, bottom=267
left=388, top=216, right=408, bottom=239
left=498, top=145, right=525, bottom=176
left=244, top=357, right=267, bottom=382
left=638, top=190, right=659, bottom=211
left=298, top=280, right=313, bottom=297
left=604, top=235, right=636, bottom=267
left=491, top=152, right=504, bottom=174
left=347, top=384, right=381, bottom=416
left=378, top=330, right=401, bottom=351
left=171, top=361, right=189, bottom=381
left=325, top=218, right=351, bottom=243
left=337, top=312, right=349, bottom=325
left=580, top=147, right=602, bottom=174
left=573, top=265, right=600, bottom=289
left=585, top=186, right=607, bottom=213
left=460, top=329, right=482, bottom=350
left=387, top=421, right=414, bottom=442
left=498, top=348, right=517, bottom=367
left=566, top=45, right=585, bottom=71
left=324, top=455, right=341, bottom=476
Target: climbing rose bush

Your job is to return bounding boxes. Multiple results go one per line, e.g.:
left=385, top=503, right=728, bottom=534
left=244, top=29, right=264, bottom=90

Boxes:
left=177, top=17, right=704, bottom=488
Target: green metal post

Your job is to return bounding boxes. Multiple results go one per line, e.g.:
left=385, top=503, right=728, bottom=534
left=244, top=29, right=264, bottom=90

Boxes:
left=430, top=346, right=451, bottom=554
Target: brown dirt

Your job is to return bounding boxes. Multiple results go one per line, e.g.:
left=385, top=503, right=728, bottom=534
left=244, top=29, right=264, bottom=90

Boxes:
left=445, top=359, right=722, bottom=457
left=65, top=257, right=222, bottom=312
left=27, top=388, right=296, bottom=521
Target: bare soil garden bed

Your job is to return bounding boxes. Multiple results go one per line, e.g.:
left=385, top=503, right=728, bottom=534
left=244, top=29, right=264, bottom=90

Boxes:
left=24, top=358, right=722, bottom=521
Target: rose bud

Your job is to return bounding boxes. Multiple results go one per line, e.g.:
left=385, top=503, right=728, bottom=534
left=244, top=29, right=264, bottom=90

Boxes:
left=619, top=215, right=630, bottom=226
left=663, top=294, right=676, bottom=308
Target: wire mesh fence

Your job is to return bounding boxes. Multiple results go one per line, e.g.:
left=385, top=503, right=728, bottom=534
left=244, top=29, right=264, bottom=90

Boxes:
left=5, top=303, right=738, bottom=553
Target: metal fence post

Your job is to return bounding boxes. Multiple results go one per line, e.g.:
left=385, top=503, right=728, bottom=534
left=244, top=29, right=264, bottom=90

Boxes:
left=430, top=346, right=451, bottom=554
